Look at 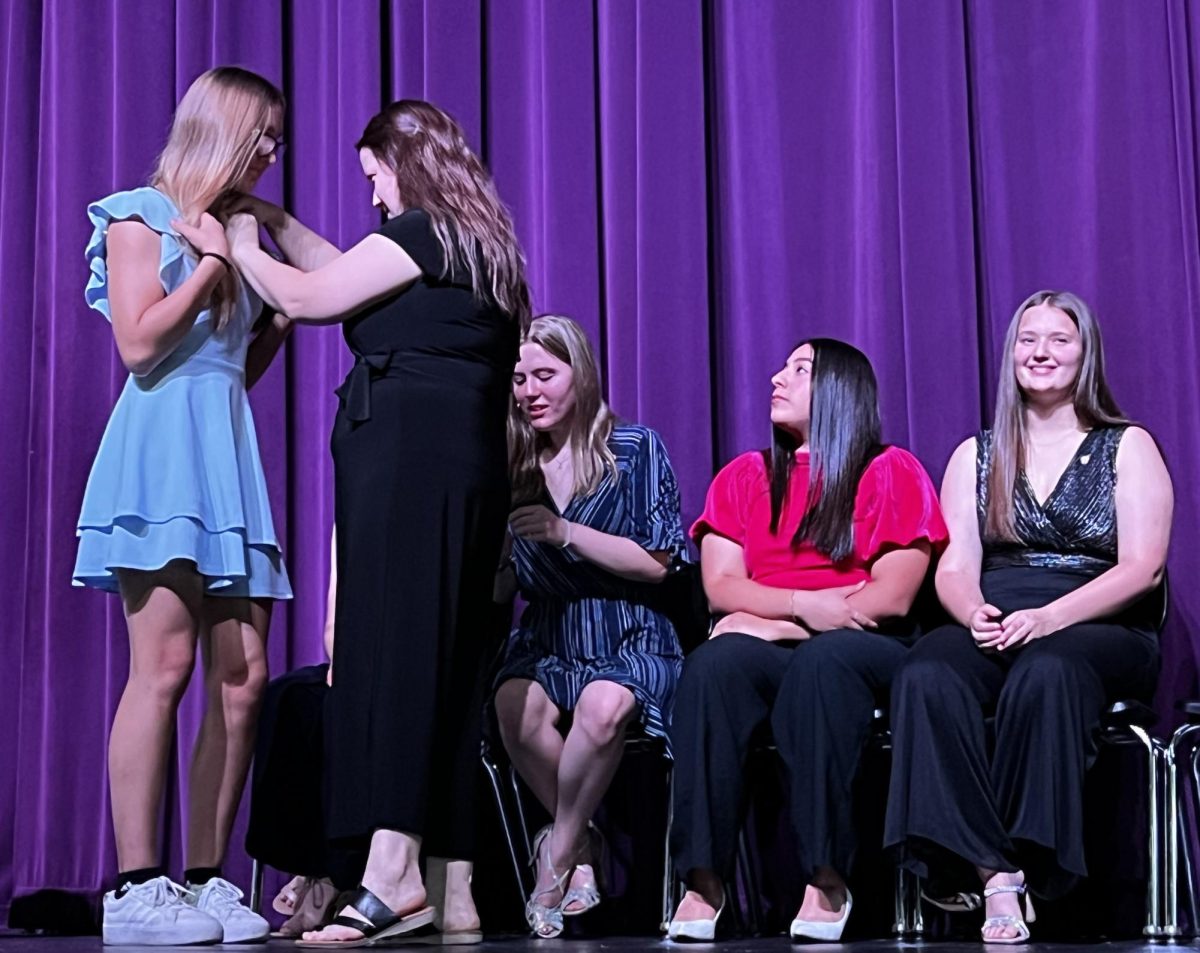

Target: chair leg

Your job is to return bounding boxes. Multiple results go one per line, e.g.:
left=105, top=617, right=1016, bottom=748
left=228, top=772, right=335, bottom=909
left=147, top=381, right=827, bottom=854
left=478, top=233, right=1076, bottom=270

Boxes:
left=508, top=764, right=533, bottom=861
left=1167, top=724, right=1200, bottom=939
left=892, top=866, right=923, bottom=937
left=661, top=763, right=676, bottom=933
left=1130, top=725, right=1165, bottom=938
left=481, top=751, right=530, bottom=907
left=735, top=827, right=763, bottom=936
left=249, top=858, right=264, bottom=915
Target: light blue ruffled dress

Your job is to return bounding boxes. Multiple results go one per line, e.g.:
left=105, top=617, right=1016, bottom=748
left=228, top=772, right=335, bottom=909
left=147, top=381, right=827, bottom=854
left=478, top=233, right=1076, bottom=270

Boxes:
left=73, top=187, right=292, bottom=599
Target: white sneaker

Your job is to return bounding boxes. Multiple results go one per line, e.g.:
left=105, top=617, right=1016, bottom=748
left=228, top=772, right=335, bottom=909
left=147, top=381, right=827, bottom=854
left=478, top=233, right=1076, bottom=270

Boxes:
left=186, top=877, right=270, bottom=944
left=103, top=876, right=223, bottom=946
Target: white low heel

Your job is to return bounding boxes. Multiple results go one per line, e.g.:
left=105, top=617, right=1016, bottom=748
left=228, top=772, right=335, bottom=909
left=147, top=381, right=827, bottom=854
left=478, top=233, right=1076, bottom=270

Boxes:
left=667, top=892, right=726, bottom=942
left=789, top=888, right=852, bottom=942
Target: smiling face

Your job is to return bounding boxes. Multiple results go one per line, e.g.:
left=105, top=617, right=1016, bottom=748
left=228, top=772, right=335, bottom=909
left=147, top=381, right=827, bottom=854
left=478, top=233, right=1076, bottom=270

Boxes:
left=359, top=147, right=403, bottom=218
left=236, top=107, right=284, bottom=193
left=512, top=342, right=577, bottom=434
left=769, top=343, right=814, bottom=438
left=1012, top=303, right=1083, bottom=402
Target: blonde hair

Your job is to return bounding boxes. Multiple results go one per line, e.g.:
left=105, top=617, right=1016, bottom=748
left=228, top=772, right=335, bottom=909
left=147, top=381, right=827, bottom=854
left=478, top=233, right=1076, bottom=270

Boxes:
left=985, top=290, right=1129, bottom=541
left=151, top=67, right=285, bottom=328
left=509, top=315, right=618, bottom=503
left=356, top=100, right=531, bottom=329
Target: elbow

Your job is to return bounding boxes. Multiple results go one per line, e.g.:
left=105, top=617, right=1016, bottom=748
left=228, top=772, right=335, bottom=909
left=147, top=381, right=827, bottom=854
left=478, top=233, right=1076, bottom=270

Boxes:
left=119, top=344, right=160, bottom=378
left=1136, top=558, right=1167, bottom=595
left=644, top=562, right=669, bottom=585
left=275, top=294, right=304, bottom=320
left=878, top=585, right=918, bottom=621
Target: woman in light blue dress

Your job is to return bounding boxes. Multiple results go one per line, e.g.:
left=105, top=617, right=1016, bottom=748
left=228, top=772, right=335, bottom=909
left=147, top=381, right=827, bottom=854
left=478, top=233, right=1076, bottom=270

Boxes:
left=74, top=67, right=292, bottom=947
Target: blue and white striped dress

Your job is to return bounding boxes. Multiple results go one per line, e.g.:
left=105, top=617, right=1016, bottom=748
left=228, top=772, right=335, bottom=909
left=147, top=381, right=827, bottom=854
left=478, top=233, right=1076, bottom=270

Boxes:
left=497, top=424, right=687, bottom=752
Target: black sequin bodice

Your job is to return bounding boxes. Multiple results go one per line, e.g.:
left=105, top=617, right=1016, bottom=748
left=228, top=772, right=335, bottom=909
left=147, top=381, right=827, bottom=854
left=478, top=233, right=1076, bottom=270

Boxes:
left=976, top=426, right=1126, bottom=575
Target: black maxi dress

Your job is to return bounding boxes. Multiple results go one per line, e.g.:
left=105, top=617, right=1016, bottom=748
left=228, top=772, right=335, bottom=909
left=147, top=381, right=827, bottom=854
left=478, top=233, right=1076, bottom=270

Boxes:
left=324, top=209, right=517, bottom=860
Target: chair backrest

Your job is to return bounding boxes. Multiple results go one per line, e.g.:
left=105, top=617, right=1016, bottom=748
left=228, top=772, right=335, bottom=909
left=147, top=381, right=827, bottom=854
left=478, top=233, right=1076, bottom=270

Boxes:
left=657, top=560, right=711, bottom=655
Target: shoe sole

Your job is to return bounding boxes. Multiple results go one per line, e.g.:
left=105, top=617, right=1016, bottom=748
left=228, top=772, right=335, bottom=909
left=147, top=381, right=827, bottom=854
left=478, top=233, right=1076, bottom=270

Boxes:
left=103, top=927, right=222, bottom=946
left=295, top=906, right=437, bottom=948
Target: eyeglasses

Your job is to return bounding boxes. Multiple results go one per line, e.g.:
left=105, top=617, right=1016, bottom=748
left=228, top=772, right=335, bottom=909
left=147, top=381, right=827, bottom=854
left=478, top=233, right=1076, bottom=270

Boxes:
left=254, top=132, right=286, bottom=158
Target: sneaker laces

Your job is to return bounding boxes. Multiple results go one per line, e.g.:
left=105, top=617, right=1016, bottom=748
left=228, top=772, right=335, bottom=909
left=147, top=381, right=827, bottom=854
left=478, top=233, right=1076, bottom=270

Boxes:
left=198, top=877, right=246, bottom=916
left=130, top=877, right=192, bottom=907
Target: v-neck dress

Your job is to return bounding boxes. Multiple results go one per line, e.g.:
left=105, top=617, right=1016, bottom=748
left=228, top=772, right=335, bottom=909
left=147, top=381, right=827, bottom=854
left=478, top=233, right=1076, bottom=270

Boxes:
left=978, top=426, right=1124, bottom=579
left=495, top=424, right=687, bottom=751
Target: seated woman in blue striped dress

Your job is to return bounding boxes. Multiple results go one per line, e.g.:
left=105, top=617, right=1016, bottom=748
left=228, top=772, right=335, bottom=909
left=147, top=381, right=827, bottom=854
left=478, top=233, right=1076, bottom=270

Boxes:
left=494, top=314, right=687, bottom=939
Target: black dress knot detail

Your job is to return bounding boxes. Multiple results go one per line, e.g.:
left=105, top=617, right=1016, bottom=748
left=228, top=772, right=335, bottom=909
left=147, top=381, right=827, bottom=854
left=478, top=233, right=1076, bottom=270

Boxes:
left=336, top=352, right=395, bottom=422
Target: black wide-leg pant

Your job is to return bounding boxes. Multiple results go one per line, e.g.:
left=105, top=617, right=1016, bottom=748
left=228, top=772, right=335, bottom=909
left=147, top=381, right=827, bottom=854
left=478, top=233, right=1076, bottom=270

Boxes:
left=884, top=568, right=1159, bottom=899
left=669, top=629, right=909, bottom=883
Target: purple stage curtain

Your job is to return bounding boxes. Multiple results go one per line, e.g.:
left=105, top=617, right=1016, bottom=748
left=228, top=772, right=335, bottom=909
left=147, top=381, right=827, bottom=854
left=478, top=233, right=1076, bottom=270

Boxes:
left=2, top=0, right=1198, bottom=919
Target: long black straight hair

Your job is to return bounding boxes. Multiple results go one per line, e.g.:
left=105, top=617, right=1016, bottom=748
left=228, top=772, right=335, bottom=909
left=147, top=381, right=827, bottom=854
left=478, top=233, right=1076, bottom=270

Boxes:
left=767, top=338, right=884, bottom=562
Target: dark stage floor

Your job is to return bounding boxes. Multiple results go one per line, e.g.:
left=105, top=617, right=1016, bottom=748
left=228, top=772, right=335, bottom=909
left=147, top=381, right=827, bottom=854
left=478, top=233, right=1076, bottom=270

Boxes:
left=1, top=936, right=1196, bottom=953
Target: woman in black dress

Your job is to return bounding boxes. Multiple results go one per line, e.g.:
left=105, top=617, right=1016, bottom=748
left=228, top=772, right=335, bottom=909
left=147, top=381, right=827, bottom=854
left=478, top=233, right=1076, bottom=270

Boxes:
left=228, top=100, right=530, bottom=945
left=884, top=291, right=1173, bottom=943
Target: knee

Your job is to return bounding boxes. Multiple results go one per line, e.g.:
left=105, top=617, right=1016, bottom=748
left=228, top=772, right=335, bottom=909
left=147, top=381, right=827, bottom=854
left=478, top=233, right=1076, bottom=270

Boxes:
left=495, top=679, right=557, bottom=747
left=891, top=652, right=958, bottom=707
left=1003, top=650, right=1095, bottom=708
left=130, top=642, right=196, bottom=705
left=681, top=635, right=749, bottom=685
left=210, top=655, right=269, bottom=723
left=572, top=683, right=637, bottom=748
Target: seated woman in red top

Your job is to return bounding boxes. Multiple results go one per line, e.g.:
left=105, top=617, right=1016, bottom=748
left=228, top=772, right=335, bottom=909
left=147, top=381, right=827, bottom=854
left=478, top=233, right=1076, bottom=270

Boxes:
left=666, top=339, right=948, bottom=942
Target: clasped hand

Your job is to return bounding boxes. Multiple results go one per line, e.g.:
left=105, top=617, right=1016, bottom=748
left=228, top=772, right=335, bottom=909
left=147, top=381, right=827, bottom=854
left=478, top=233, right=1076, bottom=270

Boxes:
left=509, top=504, right=570, bottom=548
left=170, top=211, right=229, bottom=258
left=970, top=603, right=1061, bottom=651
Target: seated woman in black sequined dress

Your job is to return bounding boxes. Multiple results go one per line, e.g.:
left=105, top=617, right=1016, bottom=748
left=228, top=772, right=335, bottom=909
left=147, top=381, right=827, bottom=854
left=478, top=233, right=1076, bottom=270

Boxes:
left=884, top=290, right=1173, bottom=945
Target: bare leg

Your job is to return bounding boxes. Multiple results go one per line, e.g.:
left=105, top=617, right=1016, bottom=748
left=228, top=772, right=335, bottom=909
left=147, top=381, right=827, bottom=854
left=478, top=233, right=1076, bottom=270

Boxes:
left=187, top=596, right=271, bottom=868
left=426, top=858, right=480, bottom=934
left=110, top=563, right=203, bottom=871
left=794, top=866, right=849, bottom=921
left=495, top=678, right=563, bottom=813
left=302, top=829, right=427, bottom=942
left=978, top=867, right=1028, bottom=941
left=540, top=681, right=637, bottom=905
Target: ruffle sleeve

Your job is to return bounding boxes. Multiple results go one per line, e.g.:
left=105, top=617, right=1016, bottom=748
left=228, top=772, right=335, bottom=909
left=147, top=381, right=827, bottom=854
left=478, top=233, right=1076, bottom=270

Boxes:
left=85, top=187, right=189, bottom=322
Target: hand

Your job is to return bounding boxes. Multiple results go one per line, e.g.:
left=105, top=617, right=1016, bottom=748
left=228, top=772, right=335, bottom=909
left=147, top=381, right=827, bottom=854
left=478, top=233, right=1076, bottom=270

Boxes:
left=224, top=212, right=261, bottom=258
left=793, top=581, right=876, bottom=632
left=226, top=193, right=286, bottom=230
left=170, top=212, right=228, bottom=257
left=509, top=505, right=570, bottom=547
left=968, top=602, right=1005, bottom=649
left=710, top=611, right=808, bottom=642
left=993, top=605, right=1061, bottom=651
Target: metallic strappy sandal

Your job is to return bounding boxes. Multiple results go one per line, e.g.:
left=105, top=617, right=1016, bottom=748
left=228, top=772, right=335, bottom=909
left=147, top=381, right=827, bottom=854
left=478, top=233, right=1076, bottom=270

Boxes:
left=526, top=826, right=583, bottom=939
left=981, top=881, right=1036, bottom=945
left=562, top=823, right=605, bottom=917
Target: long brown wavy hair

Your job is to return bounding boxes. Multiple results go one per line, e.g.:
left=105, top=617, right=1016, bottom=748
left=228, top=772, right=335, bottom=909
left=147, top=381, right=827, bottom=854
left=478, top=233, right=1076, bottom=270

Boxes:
left=356, top=100, right=531, bottom=328
left=508, top=315, right=618, bottom=505
left=985, top=290, right=1130, bottom=541
left=151, top=67, right=285, bottom=329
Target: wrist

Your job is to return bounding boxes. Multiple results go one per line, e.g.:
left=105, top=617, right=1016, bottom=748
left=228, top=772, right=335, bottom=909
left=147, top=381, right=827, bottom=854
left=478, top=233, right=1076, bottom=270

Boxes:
left=558, top=521, right=573, bottom=550
left=199, top=251, right=232, bottom=271
left=789, top=589, right=806, bottom=624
